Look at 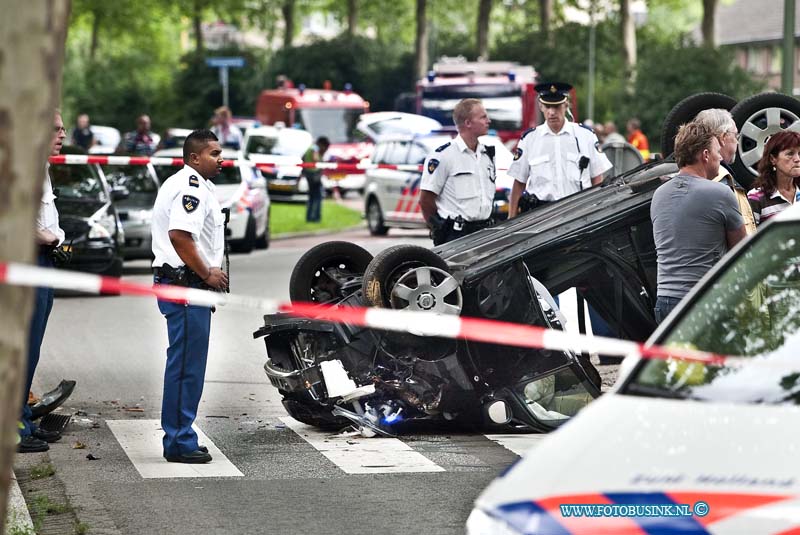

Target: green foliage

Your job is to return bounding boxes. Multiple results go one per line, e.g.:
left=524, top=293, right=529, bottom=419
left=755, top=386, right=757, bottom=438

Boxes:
left=265, top=35, right=415, bottom=111
left=29, top=463, right=56, bottom=480
left=615, top=30, right=765, bottom=145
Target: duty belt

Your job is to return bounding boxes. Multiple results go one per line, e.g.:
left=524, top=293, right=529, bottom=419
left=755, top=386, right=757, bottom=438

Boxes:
left=460, top=218, right=494, bottom=232
left=153, top=264, right=207, bottom=288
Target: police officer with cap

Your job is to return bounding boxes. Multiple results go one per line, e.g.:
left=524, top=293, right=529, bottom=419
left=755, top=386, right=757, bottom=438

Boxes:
left=420, top=98, right=496, bottom=245
left=151, top=129, right=228, bottom=464
left=508, top=82, right=612, bottom=217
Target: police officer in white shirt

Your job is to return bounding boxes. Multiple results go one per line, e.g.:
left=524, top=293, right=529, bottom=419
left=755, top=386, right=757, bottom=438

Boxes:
left=420, top=98, right=496, bottom=245
left=508, top=82, right=612, bottom=218
left=18, top=111, right=69, bottom=454
left=151, top=129, right=228, bottom=464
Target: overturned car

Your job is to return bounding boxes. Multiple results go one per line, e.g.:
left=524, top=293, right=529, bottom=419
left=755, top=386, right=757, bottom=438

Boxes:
left=254, top=91, right=800, bottom=436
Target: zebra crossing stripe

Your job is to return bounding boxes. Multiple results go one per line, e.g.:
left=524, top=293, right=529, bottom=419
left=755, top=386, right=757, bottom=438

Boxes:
left=106, top=419, right=243, bottom=478
left=484, top=434, right=549, bottom=457
left=281, top=417, right=445, bottom=474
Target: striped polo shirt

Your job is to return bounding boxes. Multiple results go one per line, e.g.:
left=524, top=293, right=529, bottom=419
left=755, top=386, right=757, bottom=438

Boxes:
left=747, top=186, right=800, bottom=225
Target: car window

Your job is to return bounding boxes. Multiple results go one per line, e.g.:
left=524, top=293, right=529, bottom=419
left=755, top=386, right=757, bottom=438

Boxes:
left=383, top=141, right=410, bottom=165
left=49, top=164, right=107, bottom=201
left=372, top=142, right=388, bottom=164
left=103, top=165, right=158, bottom=193
left=626, top=222, right=800, bottom=405
left=408, top=143, right=428, bottom=165
left=246, top=130, right=311, bottom=158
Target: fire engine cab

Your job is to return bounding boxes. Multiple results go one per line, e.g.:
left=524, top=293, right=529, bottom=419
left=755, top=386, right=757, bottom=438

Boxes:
left=255, top=82, right=372, bottom=164
left=415, top=57, right=578, bottom=147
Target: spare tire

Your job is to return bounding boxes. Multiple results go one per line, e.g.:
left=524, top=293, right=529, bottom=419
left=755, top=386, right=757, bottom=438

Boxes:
left=729, top=92, right=800, bottom=189
left=289, top=241, right=373, bottom=304
left=362, top=245, right=461, bottom=315
left=660, top=93, right=738, bottom=157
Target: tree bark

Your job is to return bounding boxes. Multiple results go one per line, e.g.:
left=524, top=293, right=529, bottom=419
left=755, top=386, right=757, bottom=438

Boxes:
left=477, top=0, right=492, bottom=60
left=89, top=8, right=101, bottom=61
left=192, top=0, right=204, bottom=52
left=539, top=0, right=553, bottom=46
left=346, top=0, right=358, bottom=37
left=415, top=0, right=428, bottom=79
left=0, top=0, right=70, bottom=523
left=282, top=0, right=295, bottom=48
left=701, top=0, right=717, bottom=47
left=621, top=0, right=637, bottom=93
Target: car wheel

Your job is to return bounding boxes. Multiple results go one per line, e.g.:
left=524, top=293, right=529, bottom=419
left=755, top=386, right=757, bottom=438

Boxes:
left=281, top=395, right=350, bottom=430
left=660, top=92, right=738, bottom=157
left=366, top=197, right=388, bottom=236
left=362, top=245, right=461, bottom=315
left=730, top=92, right=800, bottom=190
left=289, top=241, right=374, bottom=304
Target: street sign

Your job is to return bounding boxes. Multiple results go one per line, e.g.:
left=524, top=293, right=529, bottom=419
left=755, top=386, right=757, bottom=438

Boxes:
left=206, top=57, right=245, bottom=107
left=206, top=57, right=245, bottom=69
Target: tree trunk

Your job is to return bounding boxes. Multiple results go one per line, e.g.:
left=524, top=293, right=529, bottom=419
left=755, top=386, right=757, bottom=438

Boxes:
left=0, top=0, right=70, bottom=523
left=415, top=0, right=428, bottom=79
left=702, top=0, right=717, bottom=47
left=346, top=0, right=358, bottom=37
left=477, top=0, right=492, bottom=60
left=89, top=9, right=101, bottom=61
left=192, top=0, right=204, bottom=52
left=539, top=0, right=553, bottom=46
left=282, top=0, right=295, bottom=48
left=621, top=0, right=636, bottom=93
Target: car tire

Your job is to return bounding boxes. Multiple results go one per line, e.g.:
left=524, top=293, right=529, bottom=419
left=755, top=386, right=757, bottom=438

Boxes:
left=102, top=257, right=123, bottom=278
left=281, top=396, right=350, bottom=430
left=660, top=92, right=738, bottom=157
left=362, top=245, right=459, bottom=312
left=289, top=241, right=374, bottom=304
left=366, top=197, right=388, bottom=236
left=729, top=92, right=800, bottom=189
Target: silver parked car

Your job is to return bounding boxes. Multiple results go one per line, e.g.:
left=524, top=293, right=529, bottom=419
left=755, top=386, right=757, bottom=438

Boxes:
left=103, top=164, right=161, bottom=259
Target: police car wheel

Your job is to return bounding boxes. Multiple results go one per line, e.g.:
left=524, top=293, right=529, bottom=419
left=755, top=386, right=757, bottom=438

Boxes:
left=730, top=92, right=800, bottom=189
left=366, top=198, right=388, bottom=236
left=289, top=241, right=374, bottom=304
left=363, top=245, right=461, bottom=315
left=660, top=92, right=738, bottom=157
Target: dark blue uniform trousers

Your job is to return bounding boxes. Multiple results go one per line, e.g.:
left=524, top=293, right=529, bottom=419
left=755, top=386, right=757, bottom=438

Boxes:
left=20, top=253, right=55, bottom=437
left=157, top=291, right=211, bottom=457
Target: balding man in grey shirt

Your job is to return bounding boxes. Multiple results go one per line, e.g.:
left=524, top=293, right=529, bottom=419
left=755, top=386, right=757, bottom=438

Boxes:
left=651, top=122, right=746, bottom=323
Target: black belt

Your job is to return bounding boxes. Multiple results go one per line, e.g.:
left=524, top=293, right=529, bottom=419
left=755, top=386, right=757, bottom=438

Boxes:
left=461, top=218, right=494, bottom=232
left=153, top=264, right=207, bottom=288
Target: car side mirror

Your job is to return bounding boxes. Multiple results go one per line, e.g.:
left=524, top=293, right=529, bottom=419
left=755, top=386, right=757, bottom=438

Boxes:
left=110, top=186, right=129, bottom=201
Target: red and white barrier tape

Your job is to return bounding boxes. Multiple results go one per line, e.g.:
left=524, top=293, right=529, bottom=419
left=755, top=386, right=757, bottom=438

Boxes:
left=48, top=155, right=423, bottom=173
left=0, top=261, right=734, bottom=366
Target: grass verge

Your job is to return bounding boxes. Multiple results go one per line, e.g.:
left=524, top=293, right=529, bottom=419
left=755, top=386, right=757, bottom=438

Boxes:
left=270, top=200, right=362, bottom=236
left=29, top=463, right=56, bottom=480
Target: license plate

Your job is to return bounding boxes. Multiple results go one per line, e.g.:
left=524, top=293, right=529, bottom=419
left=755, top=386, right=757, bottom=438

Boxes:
left=61, top=244, right=72, bottom=253
left=327, top=173, right=346, bottom=181
left=270, top=184, right=294, bottom=192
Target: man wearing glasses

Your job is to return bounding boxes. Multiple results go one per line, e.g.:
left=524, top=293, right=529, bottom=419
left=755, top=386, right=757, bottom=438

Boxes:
left=694, top=109, right=757, bottom=234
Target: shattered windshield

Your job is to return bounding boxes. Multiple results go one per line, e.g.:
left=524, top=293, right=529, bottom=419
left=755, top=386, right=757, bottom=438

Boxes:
left=49, top=164, right=107, bottom=202
left=626, top=222, right=800, bottom=404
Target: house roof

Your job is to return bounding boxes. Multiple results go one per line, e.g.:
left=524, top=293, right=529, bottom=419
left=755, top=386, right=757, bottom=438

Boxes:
left=715, top=0, right=800, bottom=46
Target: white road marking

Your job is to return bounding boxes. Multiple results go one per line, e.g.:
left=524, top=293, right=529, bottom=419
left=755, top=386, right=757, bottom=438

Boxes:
left=484, top=434, right=549, bottom=457
left=107, top=419, right=243, bottom=479
left=281, top=417, right=445, bottom=474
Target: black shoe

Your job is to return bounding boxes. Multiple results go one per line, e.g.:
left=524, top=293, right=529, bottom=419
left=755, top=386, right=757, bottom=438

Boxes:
left=32, top=427, right=61, bottom=443
left=198, top=445, right=208, bottom=453
left=17, top=436, right=49, bottom=453
left=164, top=450, right=212, bottom=464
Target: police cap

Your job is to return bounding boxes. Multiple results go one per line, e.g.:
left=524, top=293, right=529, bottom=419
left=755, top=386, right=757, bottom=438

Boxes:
left=535, top=82, right=572, bottom=105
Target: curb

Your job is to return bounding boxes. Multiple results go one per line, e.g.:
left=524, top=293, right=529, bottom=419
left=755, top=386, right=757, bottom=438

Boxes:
left=270, top=222, right=366, bottom=242
left=4, top=469, right=34, bottom=533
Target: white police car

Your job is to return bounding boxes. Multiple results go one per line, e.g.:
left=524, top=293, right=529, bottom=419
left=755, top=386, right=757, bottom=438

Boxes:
left=363, top=134, right=514, bottom=235
left=467, top=202, right=800, bottom=534
left=153, top=148, right=270, bottom=253
left=242, top=125, right=313, bottom=202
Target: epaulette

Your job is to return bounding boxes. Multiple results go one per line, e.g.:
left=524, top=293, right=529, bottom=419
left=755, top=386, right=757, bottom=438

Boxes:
left=434, top=142, right=451, bottom=153
left=188, top=174, right=199, bottom=188
left=520, top=127, right=536, bottom=140
left=578, top=123, right=594, bottom=132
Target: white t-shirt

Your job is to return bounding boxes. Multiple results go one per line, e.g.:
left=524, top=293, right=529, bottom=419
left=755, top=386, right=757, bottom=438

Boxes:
left=508, top=122, right=612, bottom=201
left=151, top=165, right=224, bottom=269
left=420, top=135, right=495, bottom=221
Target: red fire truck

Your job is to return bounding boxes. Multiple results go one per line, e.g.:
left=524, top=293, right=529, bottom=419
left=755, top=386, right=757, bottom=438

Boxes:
left=415, top=57, right=578, bottom=147
left=255, top=82, right=372, bottom=165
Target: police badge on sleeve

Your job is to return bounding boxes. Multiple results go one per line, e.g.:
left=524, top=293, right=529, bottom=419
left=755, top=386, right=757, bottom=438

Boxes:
left=427, top=158, right=439, bottom=174
left=183, top=195, right=200, bottom=213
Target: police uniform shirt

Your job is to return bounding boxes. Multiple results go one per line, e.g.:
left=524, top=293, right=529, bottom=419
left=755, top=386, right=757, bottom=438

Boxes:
left=151, top=165, right=224, bottom=269
left=420, top=135, right=495, bottom=221
left=508, top=122, right=612, bottom=201
left=39, top=165, right=65, bottom=245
